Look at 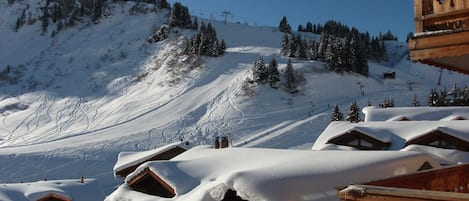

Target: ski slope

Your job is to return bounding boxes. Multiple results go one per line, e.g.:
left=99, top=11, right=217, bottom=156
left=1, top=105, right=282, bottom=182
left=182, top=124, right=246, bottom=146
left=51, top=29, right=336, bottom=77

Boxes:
left=0, top=1, right=468, bottom=194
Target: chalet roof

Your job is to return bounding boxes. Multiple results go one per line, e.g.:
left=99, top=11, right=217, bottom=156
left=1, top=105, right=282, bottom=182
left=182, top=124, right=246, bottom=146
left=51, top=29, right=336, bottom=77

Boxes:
left=113, top=141, right=192, bottom=177
left=111, top=147, right=440, bottom=201
left=402, top=145, right=469, bottom=165
left=312, top=121, right=469, bottom=151
left=0, top=179, right=104, bottom=201
left=362, top=106, right=469, bottom=122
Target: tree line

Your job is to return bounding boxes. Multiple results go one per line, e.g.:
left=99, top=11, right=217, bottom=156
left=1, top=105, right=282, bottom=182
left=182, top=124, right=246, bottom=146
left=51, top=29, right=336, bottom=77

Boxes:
left=182, top=22, right=226, bottom=57
left=279, top=17, right=391, bottom=76
left=14, top=0, right=171, bottom=34
left=428, top=85, right=469, bottom=106
left=250, top=57, right=300, bottom=94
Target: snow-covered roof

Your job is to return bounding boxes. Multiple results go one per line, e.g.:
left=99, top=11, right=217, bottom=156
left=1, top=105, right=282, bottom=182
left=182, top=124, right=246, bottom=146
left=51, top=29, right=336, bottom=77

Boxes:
left=362, top=106, right=469, bottom=122
left=113, top=141, right=192, bottom=177
left=402, top=145, right=469, bottom=165
left=312, top=121, right=469, bottom=151
left=106, top=146, right=440, bottom=201
left=0, top=179, right=104, bottom=201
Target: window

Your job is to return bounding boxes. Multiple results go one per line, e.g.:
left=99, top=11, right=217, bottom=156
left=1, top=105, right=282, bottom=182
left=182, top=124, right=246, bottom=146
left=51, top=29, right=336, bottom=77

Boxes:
left=418, top=161, right=434, bottom=171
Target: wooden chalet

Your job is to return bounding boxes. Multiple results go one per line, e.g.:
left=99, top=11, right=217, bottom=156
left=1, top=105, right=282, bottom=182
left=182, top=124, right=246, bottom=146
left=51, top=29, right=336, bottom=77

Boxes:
left=409, top=0, right=469, bottom=74
left=127, top=167, right=176, bottom=198
left=126, top=167, right=247, bottom=200
left=327, top=130, right=391, bottom=150
left=114, top=142, right=190, bottom=178
left=406, top=128, right=469, bottom=151
left=37, top=194, right=71, bottom=201
left=338, top=163, right=469, bottom=201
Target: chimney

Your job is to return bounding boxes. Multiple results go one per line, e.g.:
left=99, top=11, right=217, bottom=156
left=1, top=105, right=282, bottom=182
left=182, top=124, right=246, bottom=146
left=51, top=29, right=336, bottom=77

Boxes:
left=221, top=136, right=229, bottom=148
left=214, top=137, right=220, bottom=149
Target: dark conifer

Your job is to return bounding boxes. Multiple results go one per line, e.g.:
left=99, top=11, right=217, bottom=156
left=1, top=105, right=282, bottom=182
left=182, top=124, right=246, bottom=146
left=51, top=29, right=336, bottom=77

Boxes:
left=346, top=102, right=361, bottom=123
left=268, top=57, right=280, bottom=88
left=285, top=59, right=297, bottom=93
left=331, top=105, right=343, bottom=121
left=278, top=16, right=291, bottom=33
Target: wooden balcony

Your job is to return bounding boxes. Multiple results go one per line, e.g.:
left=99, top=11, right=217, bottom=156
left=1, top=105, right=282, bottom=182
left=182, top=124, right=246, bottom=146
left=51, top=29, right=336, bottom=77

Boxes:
left=409, top=0, right=469, bottom=74
left=338, top=163, right=469, bottom=201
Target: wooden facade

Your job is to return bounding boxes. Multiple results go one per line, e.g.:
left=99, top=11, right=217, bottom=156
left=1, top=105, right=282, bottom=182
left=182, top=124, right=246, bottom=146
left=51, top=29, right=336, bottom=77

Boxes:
left=36, top=194, right=71, bottom=201
left=115, top=146, right=186, bottom=178
left=338, top=164, right=469, bottom=201
left=327, top=130, right=391, bottom=150
left=409, top=0, right=469, bottom=74
left=127, top=167, right=176, bottom=198
left=405, top=129, right=469, bottom=151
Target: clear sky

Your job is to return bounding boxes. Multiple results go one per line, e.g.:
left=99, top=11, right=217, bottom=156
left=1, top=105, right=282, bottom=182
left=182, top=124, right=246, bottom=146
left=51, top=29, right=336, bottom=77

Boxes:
left=167, top=0, right=415, bottom=41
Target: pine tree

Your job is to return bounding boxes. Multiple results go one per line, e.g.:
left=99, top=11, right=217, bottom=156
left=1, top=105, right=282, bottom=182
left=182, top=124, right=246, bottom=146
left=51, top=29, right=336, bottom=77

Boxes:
left=306, top=38, right=319, bottom=60
left=41, top=4, right=50, bottom=33
left=346, top=102, right=361, bottom=123
left=193, top=16, right=199, bottom=29
left=218, top=39, right=226, bottom=56
left=252, top=58, right=267, bottom=83
left=298, top=24, right=304, bottom=32
left=156, top=0, right=170, bottom=9
left=439, top=88, right=448, bottom=106
left=268, top=57, right=280, bottom=88
left=318, top=32, right=330, bottom=61
left=331, top=105, right=343, bottom=121
left=91, top=0, right=103, bottom=23
left=305, top=21, right=313, bottom=32
left=463, top=86, right=469, bottom=106
left=412, top=94, right=420, bottom=107
left=428, top=89, right=440, bottom=106
left=278, top=16, right=291, bottom=33
left=169, top=2, right=192, bottom=28
left=285, top=59, right=297, bottom=93
left=280, top=34, right=290, bottom=56
left=448, top=84, right=461, bottom=105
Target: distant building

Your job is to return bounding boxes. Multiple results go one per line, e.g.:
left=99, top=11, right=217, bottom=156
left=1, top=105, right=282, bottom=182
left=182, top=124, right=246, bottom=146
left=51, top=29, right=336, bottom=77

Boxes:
left=362, top=106, right=469, bottom=122
left=0, top=179, right=104, bottom=201
left=314, top=107, right=469, bottom=165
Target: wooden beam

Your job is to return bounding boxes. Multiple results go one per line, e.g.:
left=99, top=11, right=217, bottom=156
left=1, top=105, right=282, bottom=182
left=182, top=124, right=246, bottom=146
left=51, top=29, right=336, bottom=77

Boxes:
left=338, top=185, right=469, bottom=201
left=415, top=0, right=424, bottom=33
left=410, top=43, right=469, bottom=60
left=409, top=30, right=469, bottom=51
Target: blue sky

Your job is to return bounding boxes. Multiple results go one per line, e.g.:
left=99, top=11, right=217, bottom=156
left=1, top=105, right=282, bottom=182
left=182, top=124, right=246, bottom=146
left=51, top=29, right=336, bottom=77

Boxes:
left=167, top=0, right=415, bottom=41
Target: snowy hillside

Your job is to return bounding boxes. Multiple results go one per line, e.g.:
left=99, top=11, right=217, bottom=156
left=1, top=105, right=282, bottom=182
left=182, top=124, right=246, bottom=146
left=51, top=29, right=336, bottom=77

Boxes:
left=0, top=0, right=468, bottom=195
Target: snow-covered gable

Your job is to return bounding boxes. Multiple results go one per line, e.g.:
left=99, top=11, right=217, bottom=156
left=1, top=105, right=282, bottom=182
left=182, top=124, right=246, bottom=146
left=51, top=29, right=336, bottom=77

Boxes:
left=0, top=179, right=104, bottom=201
left=107, top=146, right=440, bottom=201
left=113, top=141, right=192, bottom=178
left=402, top=145, right=469, bottom=165
left=312, top=120, right=469, bottom=151
left=363, top=106, right=469, bottom=122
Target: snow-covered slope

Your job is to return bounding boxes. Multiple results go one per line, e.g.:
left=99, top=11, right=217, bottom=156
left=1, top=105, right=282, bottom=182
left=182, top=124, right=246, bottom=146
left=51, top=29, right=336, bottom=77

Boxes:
left=0, top=0, right=468, bottom=194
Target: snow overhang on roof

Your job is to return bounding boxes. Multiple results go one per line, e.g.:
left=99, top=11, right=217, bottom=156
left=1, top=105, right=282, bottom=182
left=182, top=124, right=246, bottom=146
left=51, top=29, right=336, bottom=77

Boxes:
left=362, top=106, right=469, bottom=122
left=114, top=141, right=191, bottom=178
left=0, top=179, right=105, bottom=201
left=115, top=147, right=440, bottom=201
left=313, top=120, right=469, bottom=151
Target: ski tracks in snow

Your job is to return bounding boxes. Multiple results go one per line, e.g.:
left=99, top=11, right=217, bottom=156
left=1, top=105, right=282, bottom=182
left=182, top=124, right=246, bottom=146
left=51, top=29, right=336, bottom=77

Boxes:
left=239, top=113, right=326, bottom=147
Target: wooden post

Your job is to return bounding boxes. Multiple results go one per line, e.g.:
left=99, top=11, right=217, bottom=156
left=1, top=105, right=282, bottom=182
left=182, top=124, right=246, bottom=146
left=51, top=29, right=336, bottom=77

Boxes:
left=214, top=137, right=220, bottom=149
left=415, top=0, right=424, bottom=33
left=221, top=136, right=229, bottom=148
